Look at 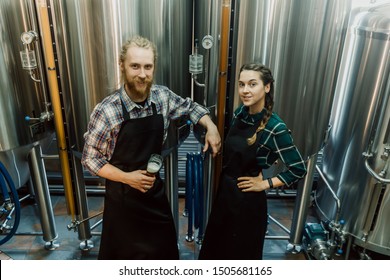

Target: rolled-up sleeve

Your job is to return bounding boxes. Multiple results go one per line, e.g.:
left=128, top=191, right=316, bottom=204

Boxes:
left=81, top=107, right=112, bottom=176
left=273, top=129, right=307, bottom=186
left=166, top=90, right=209, bottom=124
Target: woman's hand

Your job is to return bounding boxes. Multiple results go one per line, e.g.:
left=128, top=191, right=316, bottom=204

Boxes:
left=237, top=171, right=268, bottom=192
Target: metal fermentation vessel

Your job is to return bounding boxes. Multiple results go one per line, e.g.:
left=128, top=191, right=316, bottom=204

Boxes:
left=0, top=0, right=54, bottom=188
left=317, top=4, right=390, bottom=257
left=51, top=0, right=193, bottom=152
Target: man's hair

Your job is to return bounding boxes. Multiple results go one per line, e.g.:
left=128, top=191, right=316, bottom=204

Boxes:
left=119, top=35, right=158, bottom=65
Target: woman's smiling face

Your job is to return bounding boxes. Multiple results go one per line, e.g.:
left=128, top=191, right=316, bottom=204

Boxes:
left=238, top=70, right=270, bottom=114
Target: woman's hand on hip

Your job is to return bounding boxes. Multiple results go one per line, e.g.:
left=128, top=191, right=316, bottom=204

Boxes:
left=237, top=172, right=268, bottom=192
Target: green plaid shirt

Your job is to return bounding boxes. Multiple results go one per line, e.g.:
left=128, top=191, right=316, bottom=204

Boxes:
left=234, top=105, right=307, bottom=186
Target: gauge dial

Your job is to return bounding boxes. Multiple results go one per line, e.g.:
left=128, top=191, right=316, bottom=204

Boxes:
left=21, top=31, right=37, bottom=44
left=202, top=35, right=214, bottom=49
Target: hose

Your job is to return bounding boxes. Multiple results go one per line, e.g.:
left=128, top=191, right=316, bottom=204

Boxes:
left=0, top=161, right=21, bottom=245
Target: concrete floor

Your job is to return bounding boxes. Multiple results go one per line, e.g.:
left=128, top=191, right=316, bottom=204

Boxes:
left=0, top=189, right=314, bottom=260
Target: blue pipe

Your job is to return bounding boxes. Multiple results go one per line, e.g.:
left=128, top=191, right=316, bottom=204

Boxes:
left=185, top=152, right=205, bottom=243
left=193, top=153, right=200, bottom=229
left=0, top=161, right=21, bottom=245
left=197, top=152, right=204, bottom=240
left=185, top=153, right=194, bottom=241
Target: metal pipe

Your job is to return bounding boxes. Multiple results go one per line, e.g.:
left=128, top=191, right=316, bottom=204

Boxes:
left=27, top=0, right=48, bottom=100
left=164, top=147, right=180, bottom=239
left=90, top=219, right=103, bottom=231
left=268, top=214, right=290, bottom=235
left=27, top=144, right=58, bottom=248
left=13, top=232, right=43, bottom=236
left=203, top=152, right=214, bottom=227
left=69, top=151, right=92, bottom=244
left=265, top=236, right=290, bottom=240
left=34, top=0, right=76, bottom=219
left=214, top=0, right=232, bottom=188
left=185, top=153, right=194, bottom=242
left=194, top=153, right=200, bottom=230
left=363, top=153, right=390, bottom=183
left=192, top=74, right=205, bottom=88
left=288, top=154, right=317, bottom=252
left=197, top=153, right=204, bottom=242
left=315, top=165, right=341, bottom=223
left=67, top=211, right=103, bottom=231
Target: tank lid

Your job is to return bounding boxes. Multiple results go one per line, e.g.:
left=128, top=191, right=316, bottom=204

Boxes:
left=353, top=3, right=390, bottom=40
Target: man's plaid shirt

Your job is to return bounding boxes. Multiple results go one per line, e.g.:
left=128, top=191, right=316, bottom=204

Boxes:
left=82, top=84, right=209, bottom=175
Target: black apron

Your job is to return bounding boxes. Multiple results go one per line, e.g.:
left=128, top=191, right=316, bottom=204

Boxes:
left=199, top=117, right=268, bottom=260
left=98, top=98, right=179, bottom=260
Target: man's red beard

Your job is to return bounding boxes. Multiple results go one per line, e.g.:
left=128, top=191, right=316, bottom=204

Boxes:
left=126, top=78, right=153, bottom=100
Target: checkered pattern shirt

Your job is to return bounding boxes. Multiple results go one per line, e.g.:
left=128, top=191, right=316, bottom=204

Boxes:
left=82, top=84, right=209, bottom=175
left=233, top=105, right=307, bottom=186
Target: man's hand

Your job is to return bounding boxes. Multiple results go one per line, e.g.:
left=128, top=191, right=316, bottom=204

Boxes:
left=98, top=164, right=156, bottom=193
left=124, top=170, right=156, bottom=193
left=198, top=115, right=221, bottom=157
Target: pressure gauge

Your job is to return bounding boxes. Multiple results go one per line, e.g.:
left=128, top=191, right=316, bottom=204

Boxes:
left=202, top=35, right=214, bottom=49
left=21, top=31, right=38, bottom=44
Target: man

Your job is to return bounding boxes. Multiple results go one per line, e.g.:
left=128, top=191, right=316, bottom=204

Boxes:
left=81, top=35, right=221, bottom=260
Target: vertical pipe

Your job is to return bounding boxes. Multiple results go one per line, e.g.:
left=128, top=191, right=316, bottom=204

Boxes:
left=203, top=152, right=213, bottom=230
left=197, top=152, right=205, bottom=242
left=185, top=153, right=194, bottom=242
left=70, top=152, right=92, bottom=247
left=288, top=155, right=317, bottom=252
left=35, top=0, right=76, bottom=218
left=164, top=148, right=179, bottom=238
left=194, top=153, right=200, bottom=229
left=214, top=0, right=232, bottom=188
left=28, top=144, right=59, bottom=250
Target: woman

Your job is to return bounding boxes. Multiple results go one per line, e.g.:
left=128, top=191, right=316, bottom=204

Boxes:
left=199, top=63, right=307, bottom=260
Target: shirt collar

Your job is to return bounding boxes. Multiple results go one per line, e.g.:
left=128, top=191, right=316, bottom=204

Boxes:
left=120, top=84, right=156, bottom=111
left=236, top=106, right=267, bottom=124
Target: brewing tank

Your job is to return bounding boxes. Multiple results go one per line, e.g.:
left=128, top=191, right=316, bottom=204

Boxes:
left=230, top=0, right=352, bottom=160
left=317, top=3, right=390, bottom=256
left=50, top=0, right=193, bottom=152
left=0, top=0, right=54, bottom=188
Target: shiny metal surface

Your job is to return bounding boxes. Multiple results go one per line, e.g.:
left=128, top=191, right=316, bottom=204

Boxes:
left=50, top=0, right=193, bottom=151
left=192, top=0, right=223, bottom=226
left=28, top=144, right=58, bottom=243
left=0, top=0, right=53, bottom=187
left=230, top=0, right=352, bottom=159
left=317, top=4, right=390, bottom=256
left=193, top=0, right=222, bottom=109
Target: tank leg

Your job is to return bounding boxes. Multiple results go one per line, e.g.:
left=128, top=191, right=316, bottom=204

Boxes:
left=79, top=240, right=94, bottom=251
left=44, top=240, right=60, bottom=251
left=287, top=154, right=317, bottom=253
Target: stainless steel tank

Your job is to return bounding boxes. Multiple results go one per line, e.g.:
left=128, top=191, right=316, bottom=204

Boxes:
left=230, top=0, right=352, bottom=160
left=50, top=0, right=193, bottom=152
left=0, top=0, right=53, bottom=188
left=317, top=3, right=390, bottom=257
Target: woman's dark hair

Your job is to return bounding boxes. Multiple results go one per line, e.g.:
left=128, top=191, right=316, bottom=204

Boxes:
left=239, top=63, right=275, bottom=145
